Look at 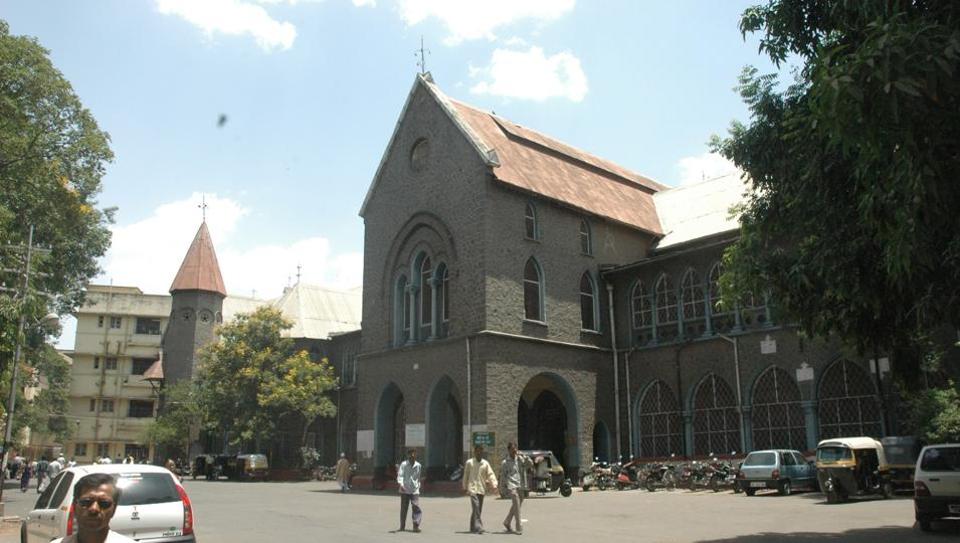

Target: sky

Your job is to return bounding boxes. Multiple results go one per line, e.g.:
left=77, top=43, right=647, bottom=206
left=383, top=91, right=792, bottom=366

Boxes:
left=4, top=0, right=781, bottom=348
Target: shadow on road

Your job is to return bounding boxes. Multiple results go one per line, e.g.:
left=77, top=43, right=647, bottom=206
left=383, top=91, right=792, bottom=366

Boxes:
left=696, top=522, right=960, bottom=542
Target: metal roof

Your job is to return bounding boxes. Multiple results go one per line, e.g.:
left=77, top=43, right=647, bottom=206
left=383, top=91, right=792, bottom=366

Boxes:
left=271, top=283, right=362, bottom=340
left=652, top=172, right=748, bottom=251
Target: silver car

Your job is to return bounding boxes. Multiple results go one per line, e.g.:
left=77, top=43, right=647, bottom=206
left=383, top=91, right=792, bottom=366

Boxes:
left=21, top=464, right=196, bottom=543
left=738, top=449, right=818, bottom=496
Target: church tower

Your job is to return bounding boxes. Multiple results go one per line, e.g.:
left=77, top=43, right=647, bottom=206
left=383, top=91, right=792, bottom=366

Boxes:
left=162, top=221, right=226, bottom=386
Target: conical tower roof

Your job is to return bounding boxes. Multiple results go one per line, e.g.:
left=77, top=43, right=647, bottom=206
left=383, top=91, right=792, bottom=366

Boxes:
left=169, top=221, right=227, bottom=296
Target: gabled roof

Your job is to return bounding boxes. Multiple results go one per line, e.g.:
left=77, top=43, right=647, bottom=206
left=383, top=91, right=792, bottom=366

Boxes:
left=652, top=172, right=747, bottom=251
left=169, top=222, right=227, bottom=296
left=360, top=73, right=666, bottom=235
left=272, top=283, right=362, bottom=340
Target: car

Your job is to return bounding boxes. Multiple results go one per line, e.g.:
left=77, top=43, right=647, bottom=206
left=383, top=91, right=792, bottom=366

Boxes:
left=914, top=443, right=960, bottom=532
left=21, top=463, right=195, bottom=543
left=737, top=449, right=817, bottom=496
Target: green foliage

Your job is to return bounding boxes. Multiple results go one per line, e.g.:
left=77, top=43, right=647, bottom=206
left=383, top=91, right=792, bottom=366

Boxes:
left=10, top=344, right=72, bottom=445
left=712, top=1, right=960, bottom=361
left=145, top=383, right=200, bottom=458
left=903, top=381, right=960, bottom=443
left=194, top=307, right=338, bottom=449
left=0, top=19, right=115, bottom=357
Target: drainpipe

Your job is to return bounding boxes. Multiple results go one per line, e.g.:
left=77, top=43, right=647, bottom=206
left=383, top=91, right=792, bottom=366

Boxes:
left=624, top=348, right=634, bottom=459
left=606, top=283, right=622, bottom=462
left=465, top=337, right=472, bottom=455
left=718, top=334, right=746, bottom=454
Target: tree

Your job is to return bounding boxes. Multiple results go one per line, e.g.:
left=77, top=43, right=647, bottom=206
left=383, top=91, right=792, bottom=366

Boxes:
left=194, top=307, right=338, bottom=450
left=10, top=343, right=72, bottom=446
left=0, top=19, right=115, bottom=353
left=145, top=382, right=200, bottom=460
left=711, top=1, right=960, bottom=375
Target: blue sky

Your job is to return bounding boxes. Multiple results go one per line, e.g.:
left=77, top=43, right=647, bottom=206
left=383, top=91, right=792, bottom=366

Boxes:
left=5, top=1, right=780, bottom=346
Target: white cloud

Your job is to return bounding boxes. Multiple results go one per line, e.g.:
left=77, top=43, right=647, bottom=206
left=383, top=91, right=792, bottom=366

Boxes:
left=470, top=46, right=588, bottom=102
left=99, top=193, right=362, bottom=300
left=351, top=0, right=376, bottom=6
left=155, top=0, right=297, bottom=51
left=676, top=152, right=741, bottom=186
left=397, top=0, right=574, bottom=45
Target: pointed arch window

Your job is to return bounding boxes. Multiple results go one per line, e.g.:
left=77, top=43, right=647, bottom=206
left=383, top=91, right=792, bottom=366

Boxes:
left=579, top=218, right=592, bottom=255
left=655, top=274, right=678, bottom=341
left=680, top=268, right=706, bottom=337
left=523, top=258, right=544, bottom=322
left=394, top=275, right=410, bottom=346
left=579, top=272, right=598, bottom=331
left=435, top=263, right=449, bottom=338
left=524, top=203, right=539, bottom=240
left=418, top=256, right=432, bottom=338
left=631, top=280, right=652, bottom=330
left=708, top=262, right=734, bottom=334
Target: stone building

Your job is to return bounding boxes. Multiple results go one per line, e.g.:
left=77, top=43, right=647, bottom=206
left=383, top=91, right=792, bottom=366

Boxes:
left=354, top=73, right=896, bottom=480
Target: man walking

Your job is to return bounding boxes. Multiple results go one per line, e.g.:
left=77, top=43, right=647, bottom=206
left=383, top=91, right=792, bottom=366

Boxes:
left=51, top=473, right=135, bottom=543
left=463, top=444, right=497, bottom=534
left=501, top=443, right=532, bottom=534
left=396, top=449, right=422, bottom=532
left=335, top=453, right=351, bottom=492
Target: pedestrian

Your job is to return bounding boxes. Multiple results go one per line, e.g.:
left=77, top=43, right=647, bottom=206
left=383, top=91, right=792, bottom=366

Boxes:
left=396, top=449, right=422, bottom=532
left=500, top=442, right=532, bottom=534
left=335, top=453, right=351, bottom=492
left=37, top=456, right=49, bottom=493
left=48, top=456, right=64, bottom=481
left=462, top=444, right=498, bottom=534
left=68, top=457, right=77, bottom=468
left=20, top=460, right=32, bottom=492
left=51, top=472, right=136, bottom=543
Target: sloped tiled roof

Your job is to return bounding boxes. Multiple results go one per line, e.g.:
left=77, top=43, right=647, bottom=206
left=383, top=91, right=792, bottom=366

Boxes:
left=142, top=359, right=164, bottom=381
left=360, top=74, right=666, bottom=235
left=169, top=222, right=227, bottom=296
left=652, top=172, right=748, bottom=251
left=272, top=283, right=362, bottom=340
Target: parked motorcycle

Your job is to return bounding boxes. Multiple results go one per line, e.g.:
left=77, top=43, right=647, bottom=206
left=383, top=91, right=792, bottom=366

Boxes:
left=614, top=460, right=643, bottom=490
left=643, top=463, right=677, bottom=491
left=706, top=459, right=738, bottom=492
left=582, top=460, right=614, bottom=491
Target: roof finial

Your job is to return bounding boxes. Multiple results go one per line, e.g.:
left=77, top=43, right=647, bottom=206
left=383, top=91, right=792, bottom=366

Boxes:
left=296, top=263, right=302, bottom=285
left=198, top=194, right=208, bottom=222
left=415, top=35, right=430, bottom=75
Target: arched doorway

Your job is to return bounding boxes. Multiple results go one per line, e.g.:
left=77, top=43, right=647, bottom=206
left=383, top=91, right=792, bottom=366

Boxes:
left=374, top=383, right=405, bottom=470
left=592, top=421, right=611, bottom=463
left=751, top=367, right=806, bottom=450
left=692, top=374, right=741, bottom=456
left=426, top=376, right=463, bottom=479
left=517, top=373, right=581, bottom=474
left=635, top=380, right=683, bottom=458
left=818, top=359, right=882, bottom=439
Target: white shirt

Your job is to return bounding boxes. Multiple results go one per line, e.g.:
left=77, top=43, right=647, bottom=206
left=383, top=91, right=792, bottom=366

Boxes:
left=52, top=530, right=137, bottom=543
left=47, top=460, right=62, bottom=478
left=396, top=460, right=421, bottom=495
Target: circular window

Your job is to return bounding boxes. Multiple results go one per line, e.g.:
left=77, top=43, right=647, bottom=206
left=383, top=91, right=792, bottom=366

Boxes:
left=410, top=138, right=430, bottom=172
left=199, top=309, right=213, bottom=324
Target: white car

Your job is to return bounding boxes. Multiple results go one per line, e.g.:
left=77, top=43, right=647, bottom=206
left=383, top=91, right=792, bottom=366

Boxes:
left=21, top=463, right=196, bottom=543
left=914, top=443, right=960, bottom=532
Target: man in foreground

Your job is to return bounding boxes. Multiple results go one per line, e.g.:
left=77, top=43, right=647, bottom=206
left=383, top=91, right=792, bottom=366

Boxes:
left=397, top=449, right=422, bottom=532
left=52, top=473, right=135, bottom=543
left=463, top=444, right=498, bottom=534
left=501, top=443, right=532, bottom=534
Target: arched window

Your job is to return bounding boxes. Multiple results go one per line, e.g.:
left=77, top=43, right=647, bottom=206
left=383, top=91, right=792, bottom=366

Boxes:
left=523, top=258, right=544, bottom=321
left=524, top=203, right=539, bottom=240
left=751, top=367, right=806, bottom=451
left=692, top=374, right=741, bottom=456
left=435, top=263, right=449, bottom=338
left=708, top=262, right=734, bottom=334
left=631, top=280, right=652, bottom=330
left=418, top=256, right=432, bottom=338
left=636, top=381, right=683, bottom=457
left=579, top=218, right=592, bottom=255
left=394, top=275, right=410, bottom=346
left=818, top=360, right=882, bottom=439
left=680, top=268, right=705, bottom=337
left=579, top=272, right=598, bottom=331
left=655, top=274, right=678, bottom=341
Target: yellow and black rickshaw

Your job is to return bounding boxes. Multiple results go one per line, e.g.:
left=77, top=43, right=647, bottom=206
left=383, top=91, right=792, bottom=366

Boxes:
left=881, top=436, right=926, bottom=492
left=519, top=450, right=573, bottom=497
left=816, top=437, right=893, bottom=503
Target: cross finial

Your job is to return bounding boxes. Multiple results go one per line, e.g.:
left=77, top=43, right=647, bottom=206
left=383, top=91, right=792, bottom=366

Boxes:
left=198, top=194, right=208, bottom=222
left=296, top=263, right=302, bottom=284
left=415, top=36, right=430, bottom=75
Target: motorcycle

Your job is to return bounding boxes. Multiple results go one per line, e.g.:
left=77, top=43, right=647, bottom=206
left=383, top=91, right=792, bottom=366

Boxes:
left=614, top=460, right=643, bottom=490
left=643, top=463, right=677, bottom=491
left=581, top=460, right=614, bottom=491
left=706, top=459, right=738, bottom=492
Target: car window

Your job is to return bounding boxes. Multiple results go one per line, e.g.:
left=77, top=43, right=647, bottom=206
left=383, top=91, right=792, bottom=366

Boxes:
left=782, top=452, right=796, bottom=466
left=920, top=447, right=960, bottom=472
left=743, top=452, right=776, bottom=466
left=817, top=446, right=852, bottom=463
left=116, top=473, right=180, bottom=505
left=793, top=453, right=808, bottom=466
left=34, top=472, right=62, bottom=509
left=49, top=472, right=75, bottom=509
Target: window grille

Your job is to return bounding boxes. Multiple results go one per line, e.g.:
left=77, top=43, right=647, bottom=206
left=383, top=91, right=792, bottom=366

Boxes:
left=692, top=374, right=741, bottom=455
left=751, top=367, right=806, bottom=450
left=818, top=360, right=882, bottom=439
left=636, top=381, right=683, bottom=457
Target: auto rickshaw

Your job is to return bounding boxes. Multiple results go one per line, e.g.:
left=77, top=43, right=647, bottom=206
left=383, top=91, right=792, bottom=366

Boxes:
left=880, top=436, right=926, bottom=492
left=816, top=437, right=893, bottom=503
left=519, top=450, right=573, bottom=497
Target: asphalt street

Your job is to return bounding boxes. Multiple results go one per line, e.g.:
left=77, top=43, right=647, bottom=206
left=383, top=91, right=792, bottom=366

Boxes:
left=2, top=479, right=958, bottom=542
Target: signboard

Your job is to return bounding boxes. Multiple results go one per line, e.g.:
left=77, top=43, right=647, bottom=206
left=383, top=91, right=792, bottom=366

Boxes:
left=405, top=423, right=425, bottom=447
left=760, top=335, right=777, bottom=355
left=472, top=432, right=495, bottom=448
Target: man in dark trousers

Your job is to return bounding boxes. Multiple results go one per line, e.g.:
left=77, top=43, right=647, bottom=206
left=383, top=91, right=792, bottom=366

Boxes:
left=396, top=449, right=422, bottom=532
left=501, top=442, right=533, bottom=534
left=462, top=444, right=498, bottom=534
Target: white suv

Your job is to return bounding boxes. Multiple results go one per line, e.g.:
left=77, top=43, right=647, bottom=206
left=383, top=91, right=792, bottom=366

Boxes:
left=21, top=464, right=196, bottom=543
left=914, top=443, right=960, bottom=532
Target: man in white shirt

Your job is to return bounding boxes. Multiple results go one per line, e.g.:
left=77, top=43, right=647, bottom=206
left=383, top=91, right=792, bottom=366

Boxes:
left=396, top=449, right=422, bottom=532
left=47, top=457, right=63, bottom=481
left=462, top=444, right=498, bottom=534
left=51, top=473, right=135, bottom=543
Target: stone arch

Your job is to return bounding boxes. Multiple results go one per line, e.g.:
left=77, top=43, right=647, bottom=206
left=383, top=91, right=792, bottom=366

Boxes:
left=634, top=380, right=683, bottom=458
left=425, top=375, right=463, bottom=478
left=750, top=366, right=806, bottom=451
left=374, top=382, right=406, bottom=468
left=691, top=374, right=741, bottom=456
left=592, top=420, right=611, bottom=463
left=381, top=212, right=458, bottom=301
left=817, top=359, right=882, bottom=439
left=517, top=372, right=581, bottom=473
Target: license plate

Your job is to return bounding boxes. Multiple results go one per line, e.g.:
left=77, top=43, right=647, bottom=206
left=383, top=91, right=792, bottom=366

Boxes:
left=949, top=505, right=960, bottom=514
left=749, top=482, right=766, bottom=488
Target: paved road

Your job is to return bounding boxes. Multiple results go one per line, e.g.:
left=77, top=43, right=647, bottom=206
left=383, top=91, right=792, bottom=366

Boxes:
left=3, top=480, right=959, bottom=542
